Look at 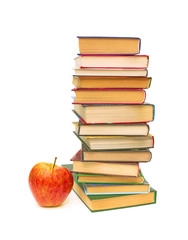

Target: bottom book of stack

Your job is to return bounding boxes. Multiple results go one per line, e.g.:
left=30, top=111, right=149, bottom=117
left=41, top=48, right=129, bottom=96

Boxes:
left=62, top=163, right=157, bottom=212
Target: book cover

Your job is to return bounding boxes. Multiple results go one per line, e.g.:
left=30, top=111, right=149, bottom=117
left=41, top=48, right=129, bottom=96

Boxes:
left=72, top=88, right=146, bottom=105
left=73, top=103, right=155, bottom=124
left=72, top=75, right=152, bottom=89
left=71, top=156, right=139, bottom=177
left=77, top=36, right=141, bottom=55
left=82, top=179, right=150, bottom=195
left=73, top=131, right=154, bottom=151
left=75, top=169, right=145, bottom=184
left=73, top=121, right=150, bottom=136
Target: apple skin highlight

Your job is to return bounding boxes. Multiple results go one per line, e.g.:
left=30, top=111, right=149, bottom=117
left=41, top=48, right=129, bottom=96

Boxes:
left=29, top=162, right=73, bottom=207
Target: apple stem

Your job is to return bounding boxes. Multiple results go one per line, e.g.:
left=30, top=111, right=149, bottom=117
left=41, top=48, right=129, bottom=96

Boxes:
left=53, top=157, right=57, bottom=168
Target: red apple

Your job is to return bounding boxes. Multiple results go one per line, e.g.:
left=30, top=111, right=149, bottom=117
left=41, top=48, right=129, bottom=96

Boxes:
left=29, top=157, right=73, bottom=207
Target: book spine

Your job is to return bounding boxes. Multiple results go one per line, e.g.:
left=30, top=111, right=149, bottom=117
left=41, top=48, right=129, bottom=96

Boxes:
left=137, top=163, right=139, bottom=177
left=152, top=136, right=155, bottom=148
left=138, top=38, right=141, bottom=54
left=149, top=77, right=152, bottom=88
left=81, top=148, right=84, bottom=162
left=152, top=104, right=155, bottom=121
left=146, top=124, right=150, bottom=135
left=146, top=56, right=149, bottom=68
left=78, top=123, right=81, bottom=135
left=143, top=90, right=146, bottom=104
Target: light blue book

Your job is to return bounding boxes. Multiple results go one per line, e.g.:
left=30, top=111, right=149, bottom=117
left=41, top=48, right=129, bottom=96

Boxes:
left=83, top=181, right=150, bottom=196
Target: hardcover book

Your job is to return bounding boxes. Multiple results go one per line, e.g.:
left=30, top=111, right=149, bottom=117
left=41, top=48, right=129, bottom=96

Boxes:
left=75, top=170, right=145, bottom=184
left=73, top=121, right=150, bottom=136
left=83, top=179, right=150, bottom=195
left=72, top=88, right=146, bottom=104
left=62, top=164, right=157, bottom=212
left=71, top=156, right=139, bottom=177
left=73, top=76, right=152, bottom=89
left=73, top=131, right=154, bottom=150
left=74, top=147, right=152, bottom=163
left=73, top=181, right=157, bottom=212
left=73, top=104, right=155, bottom=124
left=78, top=36, right=141, bottom=54
left=75, top=55, right=149, bottom=69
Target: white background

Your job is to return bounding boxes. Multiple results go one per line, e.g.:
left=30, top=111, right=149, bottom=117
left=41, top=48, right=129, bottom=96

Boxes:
left=0, top=0, right=187, bottom=239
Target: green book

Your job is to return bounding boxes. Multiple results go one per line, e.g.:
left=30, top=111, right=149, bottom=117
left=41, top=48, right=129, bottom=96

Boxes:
left=73, top=131, right=154, bottom=151
left=62, top=164, right=157, bottom=212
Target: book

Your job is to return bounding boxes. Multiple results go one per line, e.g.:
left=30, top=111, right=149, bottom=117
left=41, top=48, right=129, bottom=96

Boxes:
left=75, top=170, right=145, bottom=184
left=72, top=148, right=152, bottom=163
left=73, top=121, right=150, bottom=136
left=74, top=132, right=154, bottom=150
left=71, top=157, right=139, bottom=177
left=72, top=88, right=146, bottom=104
left=74, top=68, right=148, bottom=76
left=74, top=180, right=156, bottom=212
left=73, top=76, right=152, bottom=89
left=78, top=36, right=141, bottom=54
left=62, top=164, right=157, bottom=212
left=73, top=104, right=155, bottom=124
left=83, top=179, right=150, bottom=195
left=75, top=55, right=149, bottom=69
left=79, top=146, right=152, bottom=163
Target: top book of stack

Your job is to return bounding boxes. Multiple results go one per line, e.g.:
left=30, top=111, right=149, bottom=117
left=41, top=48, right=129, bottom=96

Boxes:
left=78, top=36, right=141, bottom=55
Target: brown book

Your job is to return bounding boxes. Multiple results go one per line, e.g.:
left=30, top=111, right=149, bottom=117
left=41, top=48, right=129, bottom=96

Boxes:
left=71, top=151, right=139, bottom=177
left=73, top=76, right=152, bottom=89
left=78, top=37, right=141, bottom=54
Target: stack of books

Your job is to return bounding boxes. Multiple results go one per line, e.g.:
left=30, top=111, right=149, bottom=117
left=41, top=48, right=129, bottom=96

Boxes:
left=69, top=36, right=157, bottom=212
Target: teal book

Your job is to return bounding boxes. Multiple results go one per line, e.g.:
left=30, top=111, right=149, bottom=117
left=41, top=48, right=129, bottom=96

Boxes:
left=62, top=164, right=157, bottom=212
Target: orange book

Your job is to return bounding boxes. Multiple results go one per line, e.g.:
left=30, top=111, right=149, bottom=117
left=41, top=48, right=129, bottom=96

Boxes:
left=78, top=37, right=141, bottom=54
left=73, top=76, right=152, bottom=89
left=72, top=88, right=146, bottom=104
